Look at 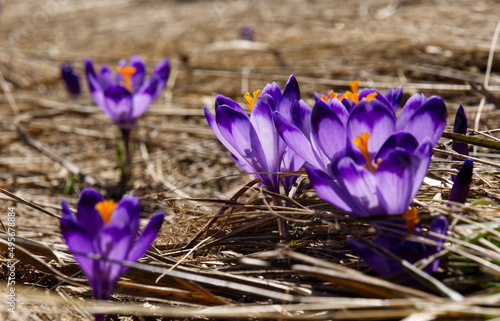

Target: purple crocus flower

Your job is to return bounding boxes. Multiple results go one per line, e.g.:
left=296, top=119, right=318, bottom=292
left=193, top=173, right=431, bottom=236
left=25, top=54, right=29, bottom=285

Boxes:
left=61, top=61, right=81, bottom=97
left=60, top=188, right=164, bottom=305
left=85, top=55, right=170, bottom=138
left=204, top=74, right=307, bottom=194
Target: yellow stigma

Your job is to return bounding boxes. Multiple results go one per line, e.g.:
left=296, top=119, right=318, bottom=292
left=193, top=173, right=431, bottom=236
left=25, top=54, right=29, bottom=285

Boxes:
left=365, top=92, right=378, bottom=101
left=353, top=132, right=377, bottom=174
left=349, top=80, right=360, bottom=93
left=244, top=89, right=260, bottom=111
left=403, top=207, right=420, bottom=234
left=117, top=66, right=137, bottom=92
left=95, top=200, right=117, bottom=225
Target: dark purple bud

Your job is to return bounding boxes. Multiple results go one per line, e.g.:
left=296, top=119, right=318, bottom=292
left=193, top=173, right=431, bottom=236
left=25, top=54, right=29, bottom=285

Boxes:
left=451, top=104, right=468, bottom=180
left=449, top=158, right=473, bottom=204
left=61, top=61, right=81, bottom=97
left=452, top=104, right=468, bottom=156
left=240, top=25, right=254, bottom=41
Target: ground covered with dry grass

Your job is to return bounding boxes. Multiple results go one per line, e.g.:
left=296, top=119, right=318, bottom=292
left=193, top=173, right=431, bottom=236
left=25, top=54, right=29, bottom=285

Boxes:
left=1, top=0, right=500, bottom=320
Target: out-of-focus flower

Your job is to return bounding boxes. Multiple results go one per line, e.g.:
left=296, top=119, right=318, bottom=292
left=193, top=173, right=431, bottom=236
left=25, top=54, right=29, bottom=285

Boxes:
left=240, top=25, right=254, bottom=41
left=204, top=74, right=307, bottom=194
left=61, top=61, right=81, bottom=97
left=84, top=56, right=170, bottom=137
left=60, top=188, right=164, bottom=302
left=449, top=158, right=473, bottom=204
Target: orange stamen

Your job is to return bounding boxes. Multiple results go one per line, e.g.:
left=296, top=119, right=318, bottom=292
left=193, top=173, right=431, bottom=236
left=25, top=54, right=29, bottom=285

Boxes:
left=244, top=90, right=260, bottom=111
left=403, top=207, right=420, bottom=234
left=343, top=91, right=360, bottom=104
left=350, top=80, right=360, bottom=93
left=353, top=132, right=376, bottom=174
left=95, top=200, right=117, bottom=225
left=116, top=66, right=137, bottom=92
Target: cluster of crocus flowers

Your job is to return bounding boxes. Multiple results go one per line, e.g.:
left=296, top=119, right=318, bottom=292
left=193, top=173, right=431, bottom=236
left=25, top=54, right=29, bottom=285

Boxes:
left=274, top=81, right=449, bottom=277
left=85, top=56, right=170, bottom=185
left=60, top=188, right=164, bottom=319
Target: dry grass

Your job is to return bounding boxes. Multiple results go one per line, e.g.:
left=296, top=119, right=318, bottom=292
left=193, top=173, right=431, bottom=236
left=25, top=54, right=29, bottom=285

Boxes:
left=1, top=0, right=500, bottom=320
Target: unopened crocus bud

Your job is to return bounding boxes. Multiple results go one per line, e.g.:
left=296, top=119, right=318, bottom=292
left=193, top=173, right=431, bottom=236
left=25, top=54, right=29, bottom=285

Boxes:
left=449, top=158, right=473, bottom=204
left=451, top=104, right=468, bottom=181
left=61, top=61, right=81, bottom=97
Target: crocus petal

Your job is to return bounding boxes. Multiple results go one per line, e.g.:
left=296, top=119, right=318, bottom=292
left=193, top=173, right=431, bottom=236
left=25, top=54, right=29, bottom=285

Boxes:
left=375, top=132, right=419, bottom=161
left=132, top=58, right=170, bottom=119
left=335, top=157, right=379, bottom=215
left=76, top=188, right=104, bottom=235
left=322, top=98, right=350, bottom=126
left=260, top=82, right=282, bottom=111
left=400, top=96, right=447, bottom=146
left=250, top=95, right=281, bottom=172
left=60, top=209, right=99, bottom=280
left=347, top=99, right=396, bottom=157
left=358, top=89, right=392, bottom=112
left=274, top=112, right=326, bottom=171
left=280, top=148, right=305, bottom=193
left=215, top=94, right=247, bottom=113
left=104, top=86, right=134, bottom=124
left=384, top=85, right=403, bottom=112
left=96, top=224, right=133, bottom=298
left=128, top=211, right=165, bottom=263
left=85, top=59, right=106, bottom=110
left=396, top=93, right=427, bottom=130
left=216, top=105, right=267, bottom=173
left=279, top=75, right=300, bottom=116
left=129, top=55, right=146, bottom=93
left=449, top=159, right=473, bottom=204
left=311, top=99, right=347, bottom=161
left=375, top=150, right=413, bottom=215
left=406, top=140, right=432, bottom=198
left=348, top=237, right=399, bottom=277
left=290, top=99, right=312, bottom=139
left=97, top=64, right=115, bottom=90
left=424, top=215, right=448, bottom=273
left=305, top=164, right=354, bottom=213
left=108, top=195, right=140, bottom=237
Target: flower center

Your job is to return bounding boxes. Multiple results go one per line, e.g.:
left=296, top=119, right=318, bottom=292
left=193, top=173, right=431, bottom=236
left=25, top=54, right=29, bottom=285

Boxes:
left=116, top=66, right=137, bottom=92
left=353, top=132, right=381, bottom=174
left=402, top=207, right=420, bottom=234
left=319, top=81, right=377, bottom=104
left=244, top=90, right=260, bottom=111
left=95, top=200, right=117, bottom=225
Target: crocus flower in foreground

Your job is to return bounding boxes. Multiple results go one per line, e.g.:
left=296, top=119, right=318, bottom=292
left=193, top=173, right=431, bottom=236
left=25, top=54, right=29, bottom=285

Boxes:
left=85, top=55, right=170, bottom=138
left=60, top=188, right=164, bottom=303
left=61, top=61, right=81, bottom=97
left=204, top=74, right=307, bottom=194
